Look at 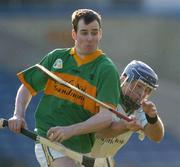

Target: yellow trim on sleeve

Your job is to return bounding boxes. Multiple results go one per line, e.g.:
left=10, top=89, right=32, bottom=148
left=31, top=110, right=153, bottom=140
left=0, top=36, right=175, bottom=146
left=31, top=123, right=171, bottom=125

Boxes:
left=17, top=72, right=37, bottom=96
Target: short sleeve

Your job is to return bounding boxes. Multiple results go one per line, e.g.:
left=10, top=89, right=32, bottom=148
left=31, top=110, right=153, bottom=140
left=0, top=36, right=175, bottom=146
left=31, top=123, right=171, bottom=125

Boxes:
left=17, top=52, right=54, bottom=95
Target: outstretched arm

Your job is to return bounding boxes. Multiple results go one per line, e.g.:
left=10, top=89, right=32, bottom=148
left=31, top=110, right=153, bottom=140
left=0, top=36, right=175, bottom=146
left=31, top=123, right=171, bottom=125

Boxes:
left=95, top=116, right=143, bottom=138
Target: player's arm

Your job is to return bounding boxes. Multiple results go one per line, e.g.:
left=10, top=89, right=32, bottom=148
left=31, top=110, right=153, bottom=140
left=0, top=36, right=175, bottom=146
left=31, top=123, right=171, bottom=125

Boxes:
left=49, top=114, right=141, bottom=141
left=142, top=99, right=164, bottom=142
left=96, top=116, right=144, bottom=138
left=144, top=117, right=164, bottom=142
left=8, top=84, right=32, bottom=133
left=70, top=106, right=113, bottom=134
left=95, top=120, right=128, bottom=138
left=100, top=99, right=165, bottom=141
left=47, top=106, right=113, bottom=142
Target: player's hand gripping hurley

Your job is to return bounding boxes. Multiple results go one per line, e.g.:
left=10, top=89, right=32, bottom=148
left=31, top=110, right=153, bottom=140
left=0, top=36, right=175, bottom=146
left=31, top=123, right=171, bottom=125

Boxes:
left=0, top=118, right=98, bottom=167
left=35, top=64, right=131, bottom=122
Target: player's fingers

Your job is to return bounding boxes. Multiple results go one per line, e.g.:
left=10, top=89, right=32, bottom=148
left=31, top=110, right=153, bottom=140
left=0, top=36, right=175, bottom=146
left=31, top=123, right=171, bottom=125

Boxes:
left=48, top=133, right=56, bottom=141
left=142, top=99, right=154, bottom=108
left=8, top=117, right=26, bottom=133
left=47, top=128, right=54, bottom=138
left=19, top=118, right=26, bottom=128
left=142, top=100, right=156, bottom=113
left=55, top=133, right=64, bottom=142
left=16, top=120, right=25, bottom=133
left=48, top=131, right=62, bottom=142
left=13, top=124, right=20, bottom=133
left=47, top=128, right=60, bottom=141
left=12, top=125, right=20, bottom=133
left=7, top=119, right=13, bottom=130
left=142, top=101, right=157, bottom=116
left=9, top=121, right=20, bottom=133
left=141, top=99, right=148, bottom=106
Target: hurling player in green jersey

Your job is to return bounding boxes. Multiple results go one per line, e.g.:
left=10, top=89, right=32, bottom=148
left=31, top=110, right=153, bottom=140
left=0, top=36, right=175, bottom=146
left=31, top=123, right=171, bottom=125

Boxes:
left=8, top=9, right=120, bottom=167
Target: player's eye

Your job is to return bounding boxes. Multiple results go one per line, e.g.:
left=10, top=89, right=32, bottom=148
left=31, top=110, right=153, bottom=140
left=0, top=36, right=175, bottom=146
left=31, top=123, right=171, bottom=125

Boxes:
left=91, top=31, right=98, bottom=36
left=81, top=31, right=88, bottom=35
left=145, top=87, right=152, bottom=94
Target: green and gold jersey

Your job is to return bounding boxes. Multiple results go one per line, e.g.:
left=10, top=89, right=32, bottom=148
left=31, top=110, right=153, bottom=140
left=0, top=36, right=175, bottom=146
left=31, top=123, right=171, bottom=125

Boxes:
left=17, top=47, right=120, bottom=153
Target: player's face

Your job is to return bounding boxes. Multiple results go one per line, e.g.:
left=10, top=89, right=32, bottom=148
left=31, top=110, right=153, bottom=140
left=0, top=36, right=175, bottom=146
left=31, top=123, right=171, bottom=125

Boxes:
left=72, top=19, right=102, bottom=56
left=122, top=79, right=153, bottom=104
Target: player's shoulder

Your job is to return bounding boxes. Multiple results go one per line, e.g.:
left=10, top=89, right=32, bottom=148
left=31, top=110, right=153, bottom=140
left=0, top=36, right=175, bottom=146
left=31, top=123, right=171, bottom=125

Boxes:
left=97, top=53, right=118, bottom=72
left=45, top=48, right=71, bottom=62
left=48, top=48, right=71, bottom=57
left=99, top=53, right=115, bottom=64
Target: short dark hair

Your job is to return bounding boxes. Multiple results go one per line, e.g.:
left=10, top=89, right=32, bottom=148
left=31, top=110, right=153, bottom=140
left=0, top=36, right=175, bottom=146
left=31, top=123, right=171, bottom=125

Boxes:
left=71, top=9, right=102, bottom=32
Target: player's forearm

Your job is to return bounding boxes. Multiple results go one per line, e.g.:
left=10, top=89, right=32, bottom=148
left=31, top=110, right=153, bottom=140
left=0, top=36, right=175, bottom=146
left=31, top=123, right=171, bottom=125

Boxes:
left=144, top=116, right=164, bottom=142
left=70, top=107, right=112, bottom=136
left=14, top=84, right=32, bottom=118
left=96, top=120, right=128, bottom=138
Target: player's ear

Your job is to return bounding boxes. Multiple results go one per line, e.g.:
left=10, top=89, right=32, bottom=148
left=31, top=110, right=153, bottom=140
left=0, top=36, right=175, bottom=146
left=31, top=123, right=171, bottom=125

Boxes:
left=72, top=29, right=77, bottom=41
left=99, top=28, right=102, bottom=40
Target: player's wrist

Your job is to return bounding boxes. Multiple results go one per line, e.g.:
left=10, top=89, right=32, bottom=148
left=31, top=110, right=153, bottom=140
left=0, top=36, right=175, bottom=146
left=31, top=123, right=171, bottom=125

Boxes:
left=13, top=114, right=25, bottom=119
left=14, top=108, right=26, bottom=118
left=145, top=113, right=158, bottom=124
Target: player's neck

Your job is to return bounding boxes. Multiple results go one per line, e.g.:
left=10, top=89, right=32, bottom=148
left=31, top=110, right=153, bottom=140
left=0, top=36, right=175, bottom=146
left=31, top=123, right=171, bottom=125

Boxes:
left=76, top=52, right=86, bottom=59
left=75, top=48, right=98, bottom=59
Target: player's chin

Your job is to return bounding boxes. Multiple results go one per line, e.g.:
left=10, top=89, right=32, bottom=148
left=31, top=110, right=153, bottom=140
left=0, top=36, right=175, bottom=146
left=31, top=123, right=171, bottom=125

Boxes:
left=84, top=46, right=96, bottom=54
left=131, top=97, right=141, bottom=105
left=130, top=94, right=142, bottom=102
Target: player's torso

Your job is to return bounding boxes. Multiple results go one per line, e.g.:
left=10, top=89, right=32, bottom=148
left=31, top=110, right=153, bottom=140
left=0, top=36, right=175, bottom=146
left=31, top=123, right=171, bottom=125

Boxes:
left=91, top=104, right=147, bottom=157
left=91, top=130, right=133, bottom=157
left=91, top=103, right=131, bottom=157
left=37, top=48, right=111, bottom=116
left=35, top=48, right=114, bottom=153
